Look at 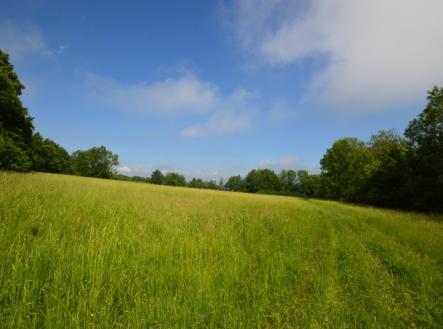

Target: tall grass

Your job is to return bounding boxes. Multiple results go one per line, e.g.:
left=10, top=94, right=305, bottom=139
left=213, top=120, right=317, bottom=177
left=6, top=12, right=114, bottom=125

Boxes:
left=1, top=172, right=442, bottom=328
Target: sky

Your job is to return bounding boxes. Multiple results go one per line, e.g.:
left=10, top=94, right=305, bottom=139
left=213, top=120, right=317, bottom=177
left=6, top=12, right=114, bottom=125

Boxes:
left=1, top=0, right=443, bottom=179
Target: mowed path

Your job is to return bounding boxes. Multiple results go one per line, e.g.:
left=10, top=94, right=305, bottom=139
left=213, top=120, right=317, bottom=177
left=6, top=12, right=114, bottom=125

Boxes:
left=1, top=172, right=442, bottom=328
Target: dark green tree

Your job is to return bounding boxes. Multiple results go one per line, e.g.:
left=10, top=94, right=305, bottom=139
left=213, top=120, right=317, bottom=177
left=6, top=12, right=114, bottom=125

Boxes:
left=206, top=180, right=218, bottom=189
left=71, top=146, right=119, bottom=178
left=189, top=177, right=205, bottom=188
left=218, top=177, right=224, bottom=190
left=225, top=175, right=244, bottom=191
left=404, top=86, right=443, bottom=211
left=0, top=50, right=34, bottom=171
left=361, top=130, right=409, bottom=208
left=150, top=169, right=164, bottom=184
left=245, top=169, right=281, bottom=193
left=162, top=172, right=186, bottom=186
left=279, top=170, right=297, bottom=192
left=320, top=137, right=372, bottom=201
left=298, top=174, right=323, bottom=198
left=130, top=176, right=149, bottom=183
left=0, top=133, right=32, bottom=171
left=32, top=133, right=71, bottom=173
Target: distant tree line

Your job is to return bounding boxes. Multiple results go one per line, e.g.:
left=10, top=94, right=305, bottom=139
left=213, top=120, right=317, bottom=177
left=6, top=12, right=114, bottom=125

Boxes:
left=1, top=49, right=442, bottom=212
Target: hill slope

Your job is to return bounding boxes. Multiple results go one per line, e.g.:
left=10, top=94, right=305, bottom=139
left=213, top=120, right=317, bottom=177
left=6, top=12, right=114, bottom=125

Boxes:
left=1, top=172, right=442, bottom=328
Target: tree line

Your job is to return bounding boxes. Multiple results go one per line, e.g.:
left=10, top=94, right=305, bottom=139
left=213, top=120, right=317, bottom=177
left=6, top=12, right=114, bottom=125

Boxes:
left=1, top=49, right=442, bottom=212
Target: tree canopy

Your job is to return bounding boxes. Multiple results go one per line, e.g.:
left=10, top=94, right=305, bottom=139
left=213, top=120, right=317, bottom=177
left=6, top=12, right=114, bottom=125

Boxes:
left=0, top=50, right=34, bottom=171
left=32, top=133, right=71, bottom=173
left=162, top=172, right=186, bottom=186
left=404, top=87, right=443, bottom=211
left=150, top=170, right=164, bottom=184
left=71, top=146, right=119, bottom=179
left=225, top=175, right=245, bottom=191
left=245, top=169, right=282, bottom=193
left=320, top=137, right=371, bottom=201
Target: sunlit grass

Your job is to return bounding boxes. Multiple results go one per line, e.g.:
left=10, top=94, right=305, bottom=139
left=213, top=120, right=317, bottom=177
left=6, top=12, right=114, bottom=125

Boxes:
left=1, top=172, right=442, bottom=328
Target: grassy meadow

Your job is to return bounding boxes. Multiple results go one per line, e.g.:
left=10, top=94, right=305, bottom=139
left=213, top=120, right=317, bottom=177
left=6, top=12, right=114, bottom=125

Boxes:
left=1, top=172, right=442, bottom=328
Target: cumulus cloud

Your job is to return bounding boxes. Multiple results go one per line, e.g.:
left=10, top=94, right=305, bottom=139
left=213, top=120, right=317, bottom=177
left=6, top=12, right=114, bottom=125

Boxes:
left=0, top=21, right=52, bottom=60
left=180, top=89, right=256, bottom=137
left=224, top=0, right=443, bottom=111
left=115, top=164, right=152, bottom=177
left=115, top=165, right=133, bottom=175
left=258, top=156, right=299, bottom=170
left=88, top=72, right=257, bottom=136
left=88, top=73, right=218, bottom=115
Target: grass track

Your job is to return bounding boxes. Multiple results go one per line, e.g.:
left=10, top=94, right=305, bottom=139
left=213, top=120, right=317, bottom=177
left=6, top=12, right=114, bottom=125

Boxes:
left=0, top=172, right=442, bottom=328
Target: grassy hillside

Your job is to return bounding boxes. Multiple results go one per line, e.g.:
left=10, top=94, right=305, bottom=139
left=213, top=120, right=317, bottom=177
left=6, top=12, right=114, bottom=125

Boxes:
left=1, top=172, right=442, bottom=328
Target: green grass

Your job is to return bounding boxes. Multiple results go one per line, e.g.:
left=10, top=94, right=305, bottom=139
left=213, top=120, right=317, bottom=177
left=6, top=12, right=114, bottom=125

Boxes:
left=1, top=172, right=442, bottom=328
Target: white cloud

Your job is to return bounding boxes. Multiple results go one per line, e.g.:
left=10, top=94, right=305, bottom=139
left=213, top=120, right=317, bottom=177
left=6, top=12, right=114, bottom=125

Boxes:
left=88, top=72, right=259, bottom=137
left=224, top=0, right=443, bottom=111
left=88, top=73, right=257, bottom=136
left=180, top=88, right=256, bottom=138
left=258, top=156, right=299, bottom=170
left=181, top=108, right=253, bottom=138
left=0, top=21, right=52, bottom=60
left=116, top=165, right=132, bottom=175
left=88, top=73, right=218, bottom=115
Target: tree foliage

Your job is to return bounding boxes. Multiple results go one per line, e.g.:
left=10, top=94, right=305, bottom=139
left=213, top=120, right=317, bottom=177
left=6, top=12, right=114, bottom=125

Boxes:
left=225, top=175, right=245, bottom=191
left=245, top=169, right=282, bottom=193
left=320, top=138, right=372, bottom=201
left=0, top=50, right=34, bottom=171
left=361, top=130, right=409, bottom=208
left=150, top=170, right=164, bottom=184
left=32, top=133, right=71, bottom=173
left=71, top=146, right=119, bottom=179
left=189, top=177, right=219, bottom=189
left=404, top=86, right=443, bottom=211
left=162, top=172, right=186, bottom=186
left=0, top=132, right=32, bottom=171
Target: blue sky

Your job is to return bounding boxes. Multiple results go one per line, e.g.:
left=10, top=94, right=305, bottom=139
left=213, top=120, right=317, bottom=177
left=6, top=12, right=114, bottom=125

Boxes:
left=1, top=0, right=442, bottom=179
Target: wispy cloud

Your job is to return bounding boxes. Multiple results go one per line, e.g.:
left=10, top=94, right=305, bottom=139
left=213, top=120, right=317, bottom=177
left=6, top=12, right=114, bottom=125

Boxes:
left=180, top=89, right=256, bottom=138
left=56, top=45, right=68, bottom=55
left=88, top=73, right=218, bottom=115
left=88, top=72, right=258, bottom=137
left=0, top=21, right=52, bottom=60
left=223, top=0, right=443, bottom=111
left=258, top=156, right=299, bottom=171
